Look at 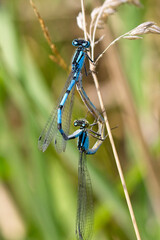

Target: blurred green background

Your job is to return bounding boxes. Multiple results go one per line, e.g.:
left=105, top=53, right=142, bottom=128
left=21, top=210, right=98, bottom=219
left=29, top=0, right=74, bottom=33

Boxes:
left=0, top=0, right=160, bottom=240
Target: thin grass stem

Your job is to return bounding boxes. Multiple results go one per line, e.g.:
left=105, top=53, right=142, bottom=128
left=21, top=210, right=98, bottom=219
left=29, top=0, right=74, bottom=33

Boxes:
left=80, top=1, right=142, bottom=240
left=95, top=33, right=127, bottom=63
left=81, top=0, right=87, bottom=40
left=91, top=66, right=142, bottom=240
left=91, top=1, right=106, bottom=60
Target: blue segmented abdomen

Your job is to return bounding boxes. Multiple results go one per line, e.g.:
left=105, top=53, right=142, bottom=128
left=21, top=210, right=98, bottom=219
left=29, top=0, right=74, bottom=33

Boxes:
left=59, top=92, right=69, bottom=108
left=57, top=79, right=76, bottom=124
left=38, top=71, right=76, bottom=153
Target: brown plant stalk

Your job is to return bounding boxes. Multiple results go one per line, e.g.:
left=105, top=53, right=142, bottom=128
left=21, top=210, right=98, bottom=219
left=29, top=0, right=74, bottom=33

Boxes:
left=80, top=1, right=142, bottom=240
left=30, top=0, right=68, bottom=72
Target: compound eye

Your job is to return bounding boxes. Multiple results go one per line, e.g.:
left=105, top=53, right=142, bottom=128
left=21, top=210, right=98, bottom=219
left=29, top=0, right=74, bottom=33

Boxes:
left=72, top=39, right=79, bottom=46
left=83, top=41, right=90, bottom=48
left=82, top=123, right=85, bottom=127
left=74, top=122, right=77, bottom=126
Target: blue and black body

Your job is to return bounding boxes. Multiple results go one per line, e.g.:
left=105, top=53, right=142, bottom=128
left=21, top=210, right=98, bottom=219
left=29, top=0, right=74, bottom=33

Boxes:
left=38, top=39, right=104, bottom=153
left=68, top=119, right=104, bottom=154
left=57, top=39, right=91, bottom=140
left=67, top=119, right=105, bottom=240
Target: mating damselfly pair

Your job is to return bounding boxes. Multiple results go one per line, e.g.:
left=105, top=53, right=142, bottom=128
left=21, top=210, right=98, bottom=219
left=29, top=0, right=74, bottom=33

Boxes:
left=38, top=39, right=106, bottom=240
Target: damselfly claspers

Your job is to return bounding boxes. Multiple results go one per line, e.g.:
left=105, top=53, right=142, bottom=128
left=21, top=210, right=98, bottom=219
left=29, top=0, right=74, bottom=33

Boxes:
left=67, top=119, right=106, bottom=240
left=38, top=39, right=104, bottom=153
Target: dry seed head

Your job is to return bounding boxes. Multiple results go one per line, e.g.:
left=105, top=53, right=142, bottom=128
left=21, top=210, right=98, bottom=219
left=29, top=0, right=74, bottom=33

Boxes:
left=149, top=25, right=160, bottom=34
left=90, top=0, right=141, bottom=29
left=123, top=36, right=143, bottom=40
left=126, top=22, right=160, bottom=38
left=77, top=12, right=85, bottom=31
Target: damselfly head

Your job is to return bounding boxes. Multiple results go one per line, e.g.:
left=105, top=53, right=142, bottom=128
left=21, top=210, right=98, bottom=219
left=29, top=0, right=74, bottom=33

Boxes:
left=74, top=119, right=89, bottom=128
left=72, top=39, right=90, bottom=48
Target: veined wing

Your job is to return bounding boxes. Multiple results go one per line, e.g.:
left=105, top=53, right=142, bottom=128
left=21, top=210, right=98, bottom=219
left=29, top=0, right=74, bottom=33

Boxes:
left=76, top=152, right=94, bottom=240
left=54, top=81, right=75, bottom=153
left=38, top=72, right=74, bottom=152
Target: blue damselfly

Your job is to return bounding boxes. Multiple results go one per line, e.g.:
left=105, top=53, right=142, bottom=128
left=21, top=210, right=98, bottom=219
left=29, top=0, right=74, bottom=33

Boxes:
left=38, top=39, right=105, bottom=153
left=67, top=119, right=106, bottom=240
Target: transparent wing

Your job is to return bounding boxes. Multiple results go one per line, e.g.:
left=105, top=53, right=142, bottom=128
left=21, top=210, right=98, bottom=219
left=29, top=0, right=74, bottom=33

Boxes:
left=38, top=72, right=75, bottom=152
left=54, top=82, right=75, bottom=153
left=76, top=152, right=94, bottom=240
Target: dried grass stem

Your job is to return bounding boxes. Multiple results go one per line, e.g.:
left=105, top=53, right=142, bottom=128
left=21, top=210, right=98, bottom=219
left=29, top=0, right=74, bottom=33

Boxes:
left=80, top=1, right=142, bottom=240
